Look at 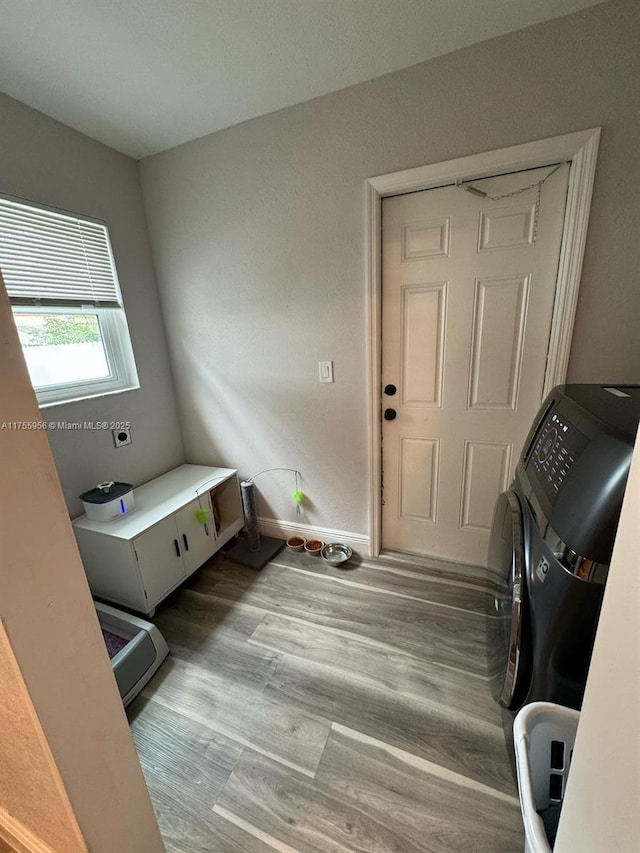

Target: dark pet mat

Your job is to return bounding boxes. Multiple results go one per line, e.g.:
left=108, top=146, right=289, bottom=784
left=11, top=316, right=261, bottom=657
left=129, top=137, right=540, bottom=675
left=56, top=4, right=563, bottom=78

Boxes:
left=225, top=535, right=285, bottom=570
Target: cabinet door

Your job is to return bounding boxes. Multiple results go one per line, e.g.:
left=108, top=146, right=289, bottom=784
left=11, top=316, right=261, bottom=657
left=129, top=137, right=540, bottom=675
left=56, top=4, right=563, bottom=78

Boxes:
left=175, top=497, right=217, bottom=576
left=133, top=516, right=186, bottom=607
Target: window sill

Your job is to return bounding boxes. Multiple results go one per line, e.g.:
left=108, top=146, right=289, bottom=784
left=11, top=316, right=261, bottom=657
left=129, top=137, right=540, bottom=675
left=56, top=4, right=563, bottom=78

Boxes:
left=38, top=382, right=140, bottom=409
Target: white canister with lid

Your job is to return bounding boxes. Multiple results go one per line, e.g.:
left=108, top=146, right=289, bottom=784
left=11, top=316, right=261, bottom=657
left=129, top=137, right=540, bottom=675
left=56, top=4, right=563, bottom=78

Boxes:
left=79, top=481, right=135, bottom=521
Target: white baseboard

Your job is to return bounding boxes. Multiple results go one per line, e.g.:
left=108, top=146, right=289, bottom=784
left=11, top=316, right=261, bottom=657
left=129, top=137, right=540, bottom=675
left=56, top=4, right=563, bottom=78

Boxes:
left=258, top=517, right=369, bottom=555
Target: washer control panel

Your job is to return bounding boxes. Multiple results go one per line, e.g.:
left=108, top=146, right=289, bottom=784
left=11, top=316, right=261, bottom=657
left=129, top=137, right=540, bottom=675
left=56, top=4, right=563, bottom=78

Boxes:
left=528, top=411, right=588, bottom=501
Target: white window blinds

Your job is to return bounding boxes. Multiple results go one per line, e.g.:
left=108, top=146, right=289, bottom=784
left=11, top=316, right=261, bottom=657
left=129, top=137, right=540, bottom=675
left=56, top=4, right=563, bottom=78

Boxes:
left=0, top=197, right=122, bottom=308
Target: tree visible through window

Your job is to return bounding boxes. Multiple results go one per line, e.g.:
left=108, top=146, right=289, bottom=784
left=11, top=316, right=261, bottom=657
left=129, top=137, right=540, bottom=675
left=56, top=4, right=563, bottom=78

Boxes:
left=19, top=314, right=102, bottom=346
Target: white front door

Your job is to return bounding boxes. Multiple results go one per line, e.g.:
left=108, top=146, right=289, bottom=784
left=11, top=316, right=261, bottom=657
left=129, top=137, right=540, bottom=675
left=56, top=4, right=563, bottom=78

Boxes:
left=381, top=164, right=570, bottom=564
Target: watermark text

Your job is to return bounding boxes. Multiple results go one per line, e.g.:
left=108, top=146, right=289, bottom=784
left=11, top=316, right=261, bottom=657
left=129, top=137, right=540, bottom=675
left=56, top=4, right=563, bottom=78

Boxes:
left=1, top=421, right=131, bottom=431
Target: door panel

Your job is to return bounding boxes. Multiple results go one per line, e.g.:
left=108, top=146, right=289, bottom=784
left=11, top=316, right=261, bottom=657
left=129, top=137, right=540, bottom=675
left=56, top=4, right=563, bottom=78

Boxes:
left=381, top=164, right=569, bottom=564
left=401, top=217, right=451, bottom=260
left=460, top=441, right=512, bottom=532
left=478, top=202, right=536, bottom=251
left=399, top=436, right=439, bottom=522
left=175, top=497, right=216, bottom=575
left=133, top=516, right=185, bottom=606
left=468, top=276, right=529, bottom=410
left=401, top=282, right=446, bottom=407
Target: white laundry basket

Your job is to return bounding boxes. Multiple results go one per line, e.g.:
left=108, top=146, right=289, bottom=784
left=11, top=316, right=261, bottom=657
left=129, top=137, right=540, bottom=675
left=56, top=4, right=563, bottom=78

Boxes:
left=513, top=702, right=580, bottom=853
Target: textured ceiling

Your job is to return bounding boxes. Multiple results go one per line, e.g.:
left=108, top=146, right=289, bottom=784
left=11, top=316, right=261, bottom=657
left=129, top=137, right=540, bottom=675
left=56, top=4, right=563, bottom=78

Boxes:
left=0, top=0, right=606, bottom=159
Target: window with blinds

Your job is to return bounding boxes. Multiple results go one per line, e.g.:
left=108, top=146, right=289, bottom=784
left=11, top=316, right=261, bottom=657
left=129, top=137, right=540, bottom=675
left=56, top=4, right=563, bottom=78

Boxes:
left=0, top=195, right=139, bottom=406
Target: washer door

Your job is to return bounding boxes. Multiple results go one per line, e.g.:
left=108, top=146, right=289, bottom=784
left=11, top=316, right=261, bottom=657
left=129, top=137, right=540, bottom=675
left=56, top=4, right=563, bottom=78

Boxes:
left=487, top=490, right=527, bottom=708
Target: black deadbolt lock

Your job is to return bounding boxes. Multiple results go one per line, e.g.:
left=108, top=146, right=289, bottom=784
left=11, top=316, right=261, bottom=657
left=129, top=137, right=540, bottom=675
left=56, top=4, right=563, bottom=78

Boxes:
left=384, top=408, right=397, bottom=421
left=384, top=384, right=397, bottom=396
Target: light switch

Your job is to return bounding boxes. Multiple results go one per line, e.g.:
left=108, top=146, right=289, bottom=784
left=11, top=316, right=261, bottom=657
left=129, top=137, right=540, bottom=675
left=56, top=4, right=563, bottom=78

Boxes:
left=318, top=361, right=334, bottom=383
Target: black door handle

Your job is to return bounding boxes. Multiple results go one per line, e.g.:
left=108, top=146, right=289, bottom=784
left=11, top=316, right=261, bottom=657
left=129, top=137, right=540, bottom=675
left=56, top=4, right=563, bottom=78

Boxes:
left=174, top=539, right=181, bottom=557
left=183, top=534, right=189, bottom=551
left=384, top=384, right=397, bottom=396
left=384, top=408, right=397, bottom=421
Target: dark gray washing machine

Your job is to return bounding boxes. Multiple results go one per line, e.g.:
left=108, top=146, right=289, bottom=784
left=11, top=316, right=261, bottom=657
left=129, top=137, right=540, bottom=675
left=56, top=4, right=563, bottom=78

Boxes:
left=488, top=384, right=640, bottom=711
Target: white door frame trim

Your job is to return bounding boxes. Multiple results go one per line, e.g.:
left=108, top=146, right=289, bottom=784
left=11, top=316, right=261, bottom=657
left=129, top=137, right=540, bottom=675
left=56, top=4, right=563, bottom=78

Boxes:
left=365, top=127, right=601, bottom=556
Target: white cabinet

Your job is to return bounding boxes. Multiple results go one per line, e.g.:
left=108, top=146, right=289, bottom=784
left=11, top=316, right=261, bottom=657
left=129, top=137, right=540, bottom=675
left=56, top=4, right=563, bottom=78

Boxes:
left=73, top=465, right=243, bottom=615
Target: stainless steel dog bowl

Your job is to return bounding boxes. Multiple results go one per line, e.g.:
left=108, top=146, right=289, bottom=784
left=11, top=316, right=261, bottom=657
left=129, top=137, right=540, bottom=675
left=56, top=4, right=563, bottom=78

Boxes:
left=321, top=543, right=353, bottom=567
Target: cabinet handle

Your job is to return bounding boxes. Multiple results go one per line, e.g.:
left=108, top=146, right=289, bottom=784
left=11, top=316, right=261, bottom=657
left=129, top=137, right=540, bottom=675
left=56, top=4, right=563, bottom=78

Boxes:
left=174, top=539, right=181, bottom=557
left=183, top=533, right=189, bottom=551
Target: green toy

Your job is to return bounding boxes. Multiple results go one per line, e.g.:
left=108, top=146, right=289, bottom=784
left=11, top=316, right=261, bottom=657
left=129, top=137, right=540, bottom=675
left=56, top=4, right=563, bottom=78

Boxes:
left=291, top=471, right=305, bottom=514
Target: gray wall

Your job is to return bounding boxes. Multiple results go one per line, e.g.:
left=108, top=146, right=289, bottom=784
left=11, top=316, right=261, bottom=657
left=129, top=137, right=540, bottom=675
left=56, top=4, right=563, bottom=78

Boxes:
left=0, top=93, right=184, bottom=515
left=140, top=0, right=640, bottom=537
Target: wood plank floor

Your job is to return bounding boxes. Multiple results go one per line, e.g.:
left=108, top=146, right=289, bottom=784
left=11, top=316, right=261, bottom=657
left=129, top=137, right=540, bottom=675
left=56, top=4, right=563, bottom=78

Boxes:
left=128, top=547, right=524, bottom=852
